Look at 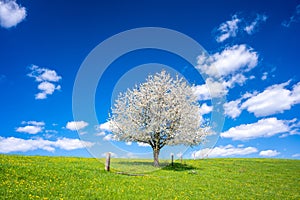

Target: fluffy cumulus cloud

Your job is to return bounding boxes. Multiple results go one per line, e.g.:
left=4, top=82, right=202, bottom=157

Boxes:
left=54, top=138, right=93, bottom=150
left=259, top=150, right=280, bottom=157
left=193, top=144, right=257, bottom=158
left=215, top=15, right=240, bottom=43
left=16, top=126, right=42, bottom=134
left=66, top=121, right=89, bottom=131
left=137, top=142, right=151, bottom=147
left=27, top=65, right=62, bottom=100
left=191, top=84, right=209, bottom=101
left=215, top=13, right=267, bottom=42
left=95, top=121, right=115, bottom=140
left=241, top=82, right=294, bottom=117
left=282, top=4, right=300, bottom=27
left=16, top=121, right=45, bottom=134
left=95, top=121, right=121, bottom=142
left=221, top=118, right=292, bottom=140
left=36, top=82, right=61, bottom=100
left=199, top=103, right=213, bottom=115
left=0, top=137, right=94, bottom=153
left=0, top=0, right=26, bottom=28
left=28, top=65, right=61, bottom=82
left=224, top=99, right=242, bottom=119
left=194, top=45, right=258, bottom=100
left=97, top=121, right=112, bottom=132
left=197, top=45, right=258, bottom=78
left=225, top=81, right=300, bottom=118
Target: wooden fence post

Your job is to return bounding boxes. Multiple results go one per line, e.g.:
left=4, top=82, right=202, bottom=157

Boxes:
left=171, top=153, right=174, bottom=166
left=105, top=152, right=111, bottom=171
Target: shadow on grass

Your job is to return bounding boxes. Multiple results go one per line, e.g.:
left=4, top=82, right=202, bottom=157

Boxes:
left=111, top=160, right=168, bottom=175
left=162, top=162, right=197, bottom=171
left=114, top=160, right=169, bottom=168
left=113, top=161, right=155, bottom=166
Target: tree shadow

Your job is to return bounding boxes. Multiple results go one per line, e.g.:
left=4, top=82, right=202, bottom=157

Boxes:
left=162, top=162, right=197, bottom=171
left=110, top=160, right=169, bottom=174
left=115, top=161, right=154, bottom=166
left=113, top=160, right=169, bottom=167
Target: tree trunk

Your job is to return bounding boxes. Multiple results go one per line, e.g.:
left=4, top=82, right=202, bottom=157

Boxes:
left=153, top=148, right=160, bottom=167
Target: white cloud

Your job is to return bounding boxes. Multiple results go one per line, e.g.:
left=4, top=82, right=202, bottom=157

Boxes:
left=97, top=121, right=112, bottom=132
left=216, top=15, right=240, bottom=42
left=45, top=130, right=58, bottom=134
left=244, top=14, right=268, bottom=35
left=137, top=142, right=151, bottom=147
left=28, top=65, right=61, bottom=82
left=197, top=45, right=258, bottom=78
left=282, top=4, right=300, bottom=27
left=22, top=121, right=45, bottom=126
left=0, top=137, right=54, bottom=152
left=292, top=153, right=300, bottom=158
left=27, top=65, right=62, bottom=100
left=97, top=122, right=118, bottom=142
left=192, top=84, right=211, bottom=101
left=224, top=81, right=300, bottom=118
left=242, top=91, right=256, bottom=99
left=16, top=125, right=43, bottom=134
left=241, top=81, right=300, bottom=117
left=0, top=0, right=26, bottom=28
left=78, top=131, right=87, bottom=135
left=101, top=152, right=117, bottom=158
left=221, top=118, right=291, bottom=140
left=66, top=121, right=88, bottom=131
left=103, top=134, right=115, bottom=141
left=54, top=138, right=93, bottom=150
left=192, top=78, right=228, bottom=100
left=206, top=78, right=229, bottom=97
left=259, top=150, right=280, bottom=157
left=292, top=82, right=300, bottom=104
left=95, top=131, right=106, bottom=136
left=16, top=121, right=45, bottom=134
left=0, top=137, right=94, bottom=153
left=215, top=13, right=268, bottom=42
left=37, top=82, right=56, bottom=94
left=224, top=99, right=242, bottom=119
left=35, top=81, right=61, bottom=100
left=193, top=144, right=257, bottom=158
left=261, top=72, right=268, bottom=80
left=35, top=93, right=47, bottom=100
left=194, top=45, right=258, bottom=100
left=224, top=73, right=247, bottom=88
left=199, top=103, right=213, bottom=115
left=39, top=69, right=61, bottom=82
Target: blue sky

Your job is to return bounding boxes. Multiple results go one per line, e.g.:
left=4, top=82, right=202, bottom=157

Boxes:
left=0, top=0, right=299, bottom=159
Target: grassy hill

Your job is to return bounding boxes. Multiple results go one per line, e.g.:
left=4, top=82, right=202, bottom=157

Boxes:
left=0, top=154, right=299, bottom=199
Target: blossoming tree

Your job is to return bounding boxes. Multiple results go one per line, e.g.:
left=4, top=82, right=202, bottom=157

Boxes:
left=109, top=70, right=209, bottom=167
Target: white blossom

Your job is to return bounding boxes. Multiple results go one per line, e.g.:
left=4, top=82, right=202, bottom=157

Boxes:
left=109, top=70, right=209, bottom=166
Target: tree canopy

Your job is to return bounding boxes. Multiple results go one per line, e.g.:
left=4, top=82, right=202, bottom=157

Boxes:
left=109, top=70, right=209, bottom=166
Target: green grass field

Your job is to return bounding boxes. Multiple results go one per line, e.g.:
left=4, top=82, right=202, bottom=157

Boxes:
left=0, top=154, right=299, bottom=199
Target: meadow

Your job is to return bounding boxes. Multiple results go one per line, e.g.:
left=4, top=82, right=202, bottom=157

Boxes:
left=0, top=154, right=299, bottom=199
